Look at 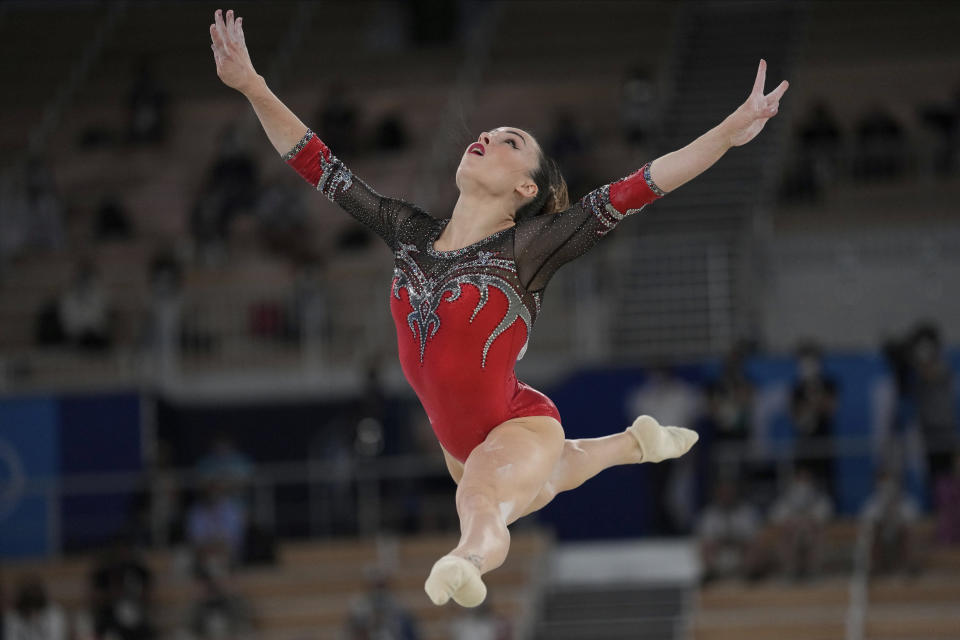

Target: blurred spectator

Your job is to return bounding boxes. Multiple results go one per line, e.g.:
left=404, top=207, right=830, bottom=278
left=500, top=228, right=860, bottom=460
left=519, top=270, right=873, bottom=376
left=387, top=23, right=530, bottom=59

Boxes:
left=697, top=479, right=765, bottom=583
left=311, top=417, right=358, bottom=536
left=191, top=125, right=260, bottom=257
left=547, top=111, right=590, bottom=198
left=704, top=346, right=755, bottom=453
left=407, top=0, right=459, bottom=45
left=852, top=106, right=906, bottom=181
left=186, top=480, right=247, bottom=576
left=57, top=260, right=114, bottom=351
left=450, top=599, right=511, bottom=640
left=90, top=541, right=155, bottom=640
left=790, top=342, right=838, bottom=495
left=627, top=365, right=704, bottom=533
left=143, top=251, right=184, bottom=379
left=134, top=439, right=183, bottom=548
left=621, top=65, right=657, bottom=147
left=253, top=182, right=310, bottom=262
left=0, top=159, right=65, bottom=262
left=861, top=468, right=922, bottom=575
left=187, top=569, right=255, bottom=640
left=127, top=57, right=168, bottom=145
left=628, top=366, right=704, bottom=430
left=93, top=196, right=134, bottom=241
left=907, top=323, right=958, bottom=484
left=789, top=101, right=843, bottom=201
left=935, top=453, right=960, bottom=545
left=374, top=111, right=410, bottom=152
left=769, top=467, right=833, bottom=580
left=3, top=577, right=67, bottom=640
left=917, top=82, right=960, bottom=177
left=290, top=259, right=328, bottom=349
left=315, top=81, right=360, bottom=157
left=345, top=567, right=420, bottom=640
left=195, top=435, right=254, bottom=494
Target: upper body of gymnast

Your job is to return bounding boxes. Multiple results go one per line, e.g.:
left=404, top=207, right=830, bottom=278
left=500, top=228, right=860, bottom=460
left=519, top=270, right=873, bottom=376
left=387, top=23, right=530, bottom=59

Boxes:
left=209, top=8, right=788, bottom=608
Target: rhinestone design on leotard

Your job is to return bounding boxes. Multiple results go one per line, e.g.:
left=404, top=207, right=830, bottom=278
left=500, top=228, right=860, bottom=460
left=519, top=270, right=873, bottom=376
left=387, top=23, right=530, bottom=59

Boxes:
left=580, top=163, right=664, bottom=235
left=283, top=130, right=354, bottom=203
left=284, top=131, right=666, bottom=374
left=392, top=243, right=532, bottom=367
left=643, top=162, right=666, bottom=197
left=426, top=219, right=513, bottom=260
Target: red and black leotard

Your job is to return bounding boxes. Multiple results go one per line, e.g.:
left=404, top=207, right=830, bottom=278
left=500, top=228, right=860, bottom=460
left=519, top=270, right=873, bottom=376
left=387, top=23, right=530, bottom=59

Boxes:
left=285, top=130, right=665, bottom=462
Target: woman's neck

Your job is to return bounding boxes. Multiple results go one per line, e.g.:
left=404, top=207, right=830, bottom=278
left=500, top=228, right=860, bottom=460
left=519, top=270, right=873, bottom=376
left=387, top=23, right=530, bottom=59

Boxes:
left=438, top=192, right=515, bottom=250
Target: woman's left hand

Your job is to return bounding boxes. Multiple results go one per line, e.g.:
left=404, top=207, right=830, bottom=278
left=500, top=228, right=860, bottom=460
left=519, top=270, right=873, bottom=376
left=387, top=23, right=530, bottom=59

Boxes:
left=723, top=59, right=789, bottom=147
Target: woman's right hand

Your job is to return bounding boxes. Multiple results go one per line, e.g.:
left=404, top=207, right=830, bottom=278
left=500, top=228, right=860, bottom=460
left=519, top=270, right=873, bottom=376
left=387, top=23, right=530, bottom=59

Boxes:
left=210, top=8, right=259, bottom=95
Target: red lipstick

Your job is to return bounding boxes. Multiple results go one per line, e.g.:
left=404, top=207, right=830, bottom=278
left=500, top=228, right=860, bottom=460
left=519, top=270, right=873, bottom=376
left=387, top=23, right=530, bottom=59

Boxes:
left=467, top=142, right=485, bottom=156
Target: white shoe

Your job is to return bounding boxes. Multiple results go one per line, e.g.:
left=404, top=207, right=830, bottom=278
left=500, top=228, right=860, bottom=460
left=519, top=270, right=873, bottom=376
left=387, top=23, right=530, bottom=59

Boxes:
left=626, top=415, right=699, bottom=463
left=424, top=555, right=487, bottom=607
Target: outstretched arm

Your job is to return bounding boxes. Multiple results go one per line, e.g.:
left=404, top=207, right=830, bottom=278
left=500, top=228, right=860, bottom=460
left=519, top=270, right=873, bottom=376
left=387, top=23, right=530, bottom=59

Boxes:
left=209, top=8, right=428, bottom=251
left=209, top=9, right=307, bottom=153
left=515, top=60, right=789, bottom=292
left=648, top=59, right=789, bottom=193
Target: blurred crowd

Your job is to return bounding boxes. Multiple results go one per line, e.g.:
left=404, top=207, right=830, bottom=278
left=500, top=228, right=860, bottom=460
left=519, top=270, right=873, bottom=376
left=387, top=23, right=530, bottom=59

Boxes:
left=780, top=84, right=960, bottom=203
left=683, top=322, right=960, bottom=585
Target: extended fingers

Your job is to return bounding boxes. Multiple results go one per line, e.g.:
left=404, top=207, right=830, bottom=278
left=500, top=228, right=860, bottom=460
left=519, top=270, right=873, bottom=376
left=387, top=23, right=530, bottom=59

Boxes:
left=210, top=23, right=224, bottom=50
left=752, top=59, right=766, bottom=96
left=766, top=79, right=789, bottom=102
left=213, top=9, right=230, bottom=46
left=226, top=8, right=242, bottom=42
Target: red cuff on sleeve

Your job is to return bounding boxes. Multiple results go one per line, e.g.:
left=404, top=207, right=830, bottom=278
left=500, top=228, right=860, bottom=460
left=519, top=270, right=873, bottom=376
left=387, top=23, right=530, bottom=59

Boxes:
left=609, top=162, right=666, bottom=214
left=285, top=131, right=332, bottom=188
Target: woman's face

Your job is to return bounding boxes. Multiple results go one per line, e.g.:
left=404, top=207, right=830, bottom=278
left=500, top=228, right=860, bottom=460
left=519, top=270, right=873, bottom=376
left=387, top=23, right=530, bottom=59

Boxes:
left=456, top=126, right=541, bottom=203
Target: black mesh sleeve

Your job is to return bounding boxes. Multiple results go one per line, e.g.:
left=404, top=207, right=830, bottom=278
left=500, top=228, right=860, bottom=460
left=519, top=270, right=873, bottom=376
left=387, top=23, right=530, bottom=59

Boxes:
left=513, top=184, right=629, bottom=292
left=284, top=129, right=429, bottom=251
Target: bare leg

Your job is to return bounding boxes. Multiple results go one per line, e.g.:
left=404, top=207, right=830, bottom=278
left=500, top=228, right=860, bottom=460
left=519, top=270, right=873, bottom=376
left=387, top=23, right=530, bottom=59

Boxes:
left=442, top=419, right=695, bottom=521
left=522, top=413, right=700, bottom=517
left=425, top=416, right=564, bottom=606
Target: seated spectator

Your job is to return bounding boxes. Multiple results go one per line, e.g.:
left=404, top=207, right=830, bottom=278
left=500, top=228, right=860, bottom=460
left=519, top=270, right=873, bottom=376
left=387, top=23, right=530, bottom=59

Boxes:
left=93, top=196, right=134, bottom=241
left=373, top=111, right=410, bottom=152
left=788, top=100, right=843, bottom=201
left=861, top=468, right=922, bottom=575
left=345, top=566, right=420, bottom=640
left=450, top=599, right=511, bottom=640
left=917, top=81, right=959, bottom=177
left=3, top=576, right=67, bottom=640
left=935, top=453, right=960, bottom=545
left=547, top=110, right=590, bottom=199
left=790, top=342, right=838, bottom=496
left=627, top=365, right=704, bottom=533
left=852, top=106, right=907, bottom=180
left=187, top=568, right=255, bottom=640
left=90, top=541, right=155, bottom=640
left=697, top=479, right=764, bottom=583
left=190, top=125, right=260, bottom=257
left=315, top=81, right=360, bottom=157
left=127, top=56, right=168, bottom=145
left=769, top=466, right=833, bottom=580
left=621, top=65, right=657, bottom=147
left=142, top=250, right=184, bottom=377
left=186, top=481, right=247, bottom=576
left=906, top=323, right=958, bottom=485
left=195, top=435, right=254, bottom=493
left=704, top=346, right=755, bottom=481
left=0, top=158, right=65, bottom=262
left=57, top=260, right=114, bottom=351
left=253, top=182, right=310, bottom=261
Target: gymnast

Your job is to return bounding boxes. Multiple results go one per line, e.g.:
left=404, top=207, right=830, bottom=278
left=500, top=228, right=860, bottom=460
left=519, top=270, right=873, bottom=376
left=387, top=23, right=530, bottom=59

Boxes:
left=209, top=8, right=788, bottom=607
